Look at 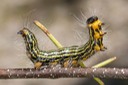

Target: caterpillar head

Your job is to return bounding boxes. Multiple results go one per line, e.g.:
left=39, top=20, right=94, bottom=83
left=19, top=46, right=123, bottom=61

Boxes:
left=87, top=16, right=107, bottom=51
left=86, top=16, right=106, bottom=39
left=86, top=16, right=98, bottom=24
left=86, top=16, right=104, bottom=29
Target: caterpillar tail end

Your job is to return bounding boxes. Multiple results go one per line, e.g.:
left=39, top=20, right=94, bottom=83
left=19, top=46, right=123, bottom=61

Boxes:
left=17, top=30, right=22, bottom=34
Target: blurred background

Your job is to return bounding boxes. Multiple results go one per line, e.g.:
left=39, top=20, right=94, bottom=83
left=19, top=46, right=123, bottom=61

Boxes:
left=0, top=0, right=128, bottom=85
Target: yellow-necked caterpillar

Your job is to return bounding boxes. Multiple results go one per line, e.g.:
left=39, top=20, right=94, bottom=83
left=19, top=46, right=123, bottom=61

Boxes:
left=18, top=16, right=106, bottom=69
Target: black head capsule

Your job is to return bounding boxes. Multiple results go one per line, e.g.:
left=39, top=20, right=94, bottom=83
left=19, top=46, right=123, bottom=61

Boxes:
left=86, top=16, right=98, bottom=24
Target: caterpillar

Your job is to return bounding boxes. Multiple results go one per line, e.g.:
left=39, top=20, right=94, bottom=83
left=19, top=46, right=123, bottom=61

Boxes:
left=18, top=16, right=106, bottom=69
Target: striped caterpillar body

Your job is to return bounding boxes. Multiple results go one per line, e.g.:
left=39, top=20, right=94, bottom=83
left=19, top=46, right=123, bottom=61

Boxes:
left=18, top=16, right=106, bottom=69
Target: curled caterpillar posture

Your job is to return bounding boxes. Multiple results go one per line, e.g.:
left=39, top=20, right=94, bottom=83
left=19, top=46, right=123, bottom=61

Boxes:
left=18, top=16, right=106, bottom=69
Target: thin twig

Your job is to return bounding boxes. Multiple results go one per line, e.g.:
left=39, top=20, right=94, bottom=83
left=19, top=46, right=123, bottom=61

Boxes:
left=34, top=20, right=63, bottom=48
left=92, top=57, right=117, bottom=68
left=0, top=67, right=127, bottom=79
